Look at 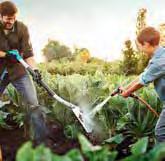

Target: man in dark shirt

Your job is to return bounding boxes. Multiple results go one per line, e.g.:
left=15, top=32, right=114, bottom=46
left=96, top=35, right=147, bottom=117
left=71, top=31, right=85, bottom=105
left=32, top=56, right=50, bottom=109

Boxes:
left=0, top=1, right=47, bottom=145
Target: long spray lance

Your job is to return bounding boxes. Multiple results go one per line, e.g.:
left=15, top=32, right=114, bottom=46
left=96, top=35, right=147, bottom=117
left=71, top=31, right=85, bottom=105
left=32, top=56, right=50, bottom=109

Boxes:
left=16, top=57, right=94, bottom=133
left=91, top=87, right=159, bottom=118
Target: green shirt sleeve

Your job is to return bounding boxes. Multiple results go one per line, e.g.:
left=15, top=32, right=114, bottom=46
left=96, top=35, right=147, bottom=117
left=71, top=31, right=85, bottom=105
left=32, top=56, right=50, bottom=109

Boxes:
left=20, top=24, right=34, bottom=59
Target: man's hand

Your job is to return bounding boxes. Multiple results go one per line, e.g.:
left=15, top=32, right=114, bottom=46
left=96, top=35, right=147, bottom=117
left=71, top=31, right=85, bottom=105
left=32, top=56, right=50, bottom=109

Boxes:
left=111, top=86, right=124, bottom=96
left=6, top=50, right=22, bottom=61
left=24, top=57, right=41, bottom=83
left=33, top=69, right=42, bottom=83
left=0, top=51, right=6, bottom=58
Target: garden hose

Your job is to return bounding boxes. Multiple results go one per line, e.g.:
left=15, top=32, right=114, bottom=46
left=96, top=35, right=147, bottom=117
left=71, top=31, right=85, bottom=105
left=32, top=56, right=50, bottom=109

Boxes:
left=111, top=87, right=159, bottom=117
left=130, top=94, right=159, bottom=117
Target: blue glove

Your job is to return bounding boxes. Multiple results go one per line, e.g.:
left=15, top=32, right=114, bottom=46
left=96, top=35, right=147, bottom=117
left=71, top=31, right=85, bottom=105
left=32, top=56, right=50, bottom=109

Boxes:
left=6, top=50, right=22, bottom=61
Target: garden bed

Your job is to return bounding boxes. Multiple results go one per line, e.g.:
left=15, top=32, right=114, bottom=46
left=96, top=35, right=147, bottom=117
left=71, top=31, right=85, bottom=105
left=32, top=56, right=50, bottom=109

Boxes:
left=0, top=120, right=80, bottom=161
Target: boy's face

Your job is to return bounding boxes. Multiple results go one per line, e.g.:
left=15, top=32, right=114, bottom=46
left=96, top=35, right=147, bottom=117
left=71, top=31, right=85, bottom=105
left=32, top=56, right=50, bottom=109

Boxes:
left=135, top=39, right=153, bottom=57
left=0, top=14, right=16, bottom=30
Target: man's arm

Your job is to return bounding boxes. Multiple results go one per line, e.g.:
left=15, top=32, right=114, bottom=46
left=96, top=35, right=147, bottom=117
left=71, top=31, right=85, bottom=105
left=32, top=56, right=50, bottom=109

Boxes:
left=25, top=56, right=42, bottom=82
left=25, top=56, right=38, bottom=70
left=19, top=23, right=40, bottom=72
left=20, top=23, right=34, bottom=60
left=0, top=51, right=6, bottom=57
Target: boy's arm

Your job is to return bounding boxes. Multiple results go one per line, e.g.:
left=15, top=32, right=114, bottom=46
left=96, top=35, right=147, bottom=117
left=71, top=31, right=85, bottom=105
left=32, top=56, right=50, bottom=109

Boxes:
left=121, top=61, right=164, bottom=98
left=121, top=77, right=144, bottom=97
left=124, top=77, right=140, bottom=90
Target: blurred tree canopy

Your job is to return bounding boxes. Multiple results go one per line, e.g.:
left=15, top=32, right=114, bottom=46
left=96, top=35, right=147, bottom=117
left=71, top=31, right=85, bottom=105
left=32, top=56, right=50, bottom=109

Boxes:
left=73, top=48, right=91, bottom=63
left=122, top=8, right=150, bottom=75
left=135, top=8, right=149, bottom=74
left=42, top=39, right=72, bottom=62
left=41, top=8, right=164, bottom=76
left=159, top=23, right=165, bottom=46
left=122, top=40, right=138, bottom=75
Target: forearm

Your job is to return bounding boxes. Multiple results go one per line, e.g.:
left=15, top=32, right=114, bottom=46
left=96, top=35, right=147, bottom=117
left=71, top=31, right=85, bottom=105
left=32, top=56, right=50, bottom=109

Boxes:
left=124, top=77, right=140, bottom=90
left=25, top=56, right=38, bottom=69
left=0, top=51, right=6, bottom=58
left=121, top=78, right=144, bottom=97
left=123, top=83, right=143, bottom=95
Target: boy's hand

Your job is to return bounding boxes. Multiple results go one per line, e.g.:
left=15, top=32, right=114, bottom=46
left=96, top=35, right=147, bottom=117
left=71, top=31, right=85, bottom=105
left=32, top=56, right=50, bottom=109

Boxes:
left=111, top=86, right=124, bottom=96
left=118, top=87, right=132, bottom=98
left=121, top=90, right=132, bottom=98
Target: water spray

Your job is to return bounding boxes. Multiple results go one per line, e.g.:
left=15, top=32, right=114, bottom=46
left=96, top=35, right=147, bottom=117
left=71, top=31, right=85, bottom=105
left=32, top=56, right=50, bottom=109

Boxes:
left=90, top=87, right=159, bottom=118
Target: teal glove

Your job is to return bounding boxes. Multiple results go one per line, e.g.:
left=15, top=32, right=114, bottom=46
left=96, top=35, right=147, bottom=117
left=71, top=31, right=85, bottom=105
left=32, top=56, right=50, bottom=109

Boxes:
left=6, top=50, right=22, bottom=61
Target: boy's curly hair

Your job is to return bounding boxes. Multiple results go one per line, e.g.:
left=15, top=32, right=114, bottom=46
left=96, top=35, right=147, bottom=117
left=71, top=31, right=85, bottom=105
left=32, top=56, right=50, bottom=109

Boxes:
left=137, top=27, right=160, bottom=46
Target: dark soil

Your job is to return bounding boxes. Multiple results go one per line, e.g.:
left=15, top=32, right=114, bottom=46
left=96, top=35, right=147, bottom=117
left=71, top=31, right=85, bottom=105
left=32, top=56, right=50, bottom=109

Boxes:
left=0, top=118, right=133, bottom=161
left=0, top=119, right=80, bottom=161
left=0, top=127, right=27, bottom=161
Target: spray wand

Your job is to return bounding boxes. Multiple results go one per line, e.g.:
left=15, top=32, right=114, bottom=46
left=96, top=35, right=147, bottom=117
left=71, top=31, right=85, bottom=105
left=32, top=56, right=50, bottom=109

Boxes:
left=91, top=87, right=159, bottom=118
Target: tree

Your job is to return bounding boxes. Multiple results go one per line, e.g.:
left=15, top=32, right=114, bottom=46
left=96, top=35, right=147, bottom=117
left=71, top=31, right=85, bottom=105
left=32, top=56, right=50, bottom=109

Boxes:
left=159, top=23, right=165, bottom=47
left=122, top=40, right=138, bottom=75
left=73, top=48, right=91, bottom=63
left=136, top=8, right=147, bottom=35
left=42, top=39, right=72, bottom=62
left=136, top=8, right=149, bottom=74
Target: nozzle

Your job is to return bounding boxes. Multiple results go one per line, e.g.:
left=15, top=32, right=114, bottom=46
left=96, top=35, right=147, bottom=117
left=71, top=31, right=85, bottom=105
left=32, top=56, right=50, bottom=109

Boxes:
left=111, top=87, right=123, bottom=96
